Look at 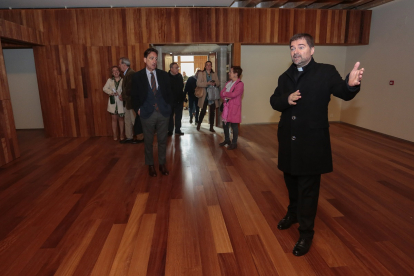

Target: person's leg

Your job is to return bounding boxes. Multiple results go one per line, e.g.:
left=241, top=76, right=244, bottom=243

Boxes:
left=118, top=116, right=125, bottom=140
left=284, top=173, right=299, bottom=217
left=195, top=104, right=200, bottom=123
left=156, top=112, right=169, bottom=175
left=227, top=123, right=239, bottom=149
left=297, top=175, right=321, bottom=239
left=209, top=103, right=216, bottom=131
left=111, top=114, right=118, bottom=140
left=168, top=104, right=175, bottom=134
left=141, top=113, right=156, bottom=165
left=219, top=122, right=231, bottom=146
left=291, top=174, right=320, bottom=256
left=124, top=108, right=134, bottom=140
left=188, top=96, right=195, bottom=123
left=197, top=100, right=208, bottom=130
left=175, top=104, right=183, bottom=134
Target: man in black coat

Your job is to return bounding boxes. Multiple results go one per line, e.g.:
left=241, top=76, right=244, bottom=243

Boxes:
left=131, top=48, right=173, bottom=177
left=168, top=62, right=185, bottom=135
left=270, top=33, right=364, bottom=256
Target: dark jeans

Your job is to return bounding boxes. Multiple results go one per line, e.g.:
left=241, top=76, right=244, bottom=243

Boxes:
left=168, top=103, right=183, bottom=133
left=223, top=122, right=239, bottom=144
left=188, top=95, right=199, bottom=122
left=283, top=173, right=321, bottom=239
left=199, top=100, right=215, bottom=126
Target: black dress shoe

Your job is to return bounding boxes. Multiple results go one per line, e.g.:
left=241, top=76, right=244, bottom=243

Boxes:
left=189, top=118, right=193, bottom=124
left=277, top=215, right=298, bottom=230
left=132, top=139, right=144, bottom=144
left=175, top=131, right=184, bottom=135
left=293, top=238, right=313, bottom=256
left=149, top=165, right=157, bottom=177
left=219, top=140, right=231, bottom=146
left=120, top=138, right=132, bottom=144
left=159, top=164, right=169, bottom=176
left=227, top=143, right=237, bottom=150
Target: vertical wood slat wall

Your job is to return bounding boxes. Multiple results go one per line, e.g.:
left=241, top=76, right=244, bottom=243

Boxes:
left=0, top=7, right=372, bottom=144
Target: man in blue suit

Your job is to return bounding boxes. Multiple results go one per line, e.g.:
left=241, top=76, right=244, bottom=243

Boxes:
left=131, top=48, right=172, bottom=177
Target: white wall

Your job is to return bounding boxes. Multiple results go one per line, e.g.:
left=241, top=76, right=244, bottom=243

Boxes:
left=3, top=49, right=43, bottom=129
left=241, top=45, right=348, bottom=124
left=342, top=0, right=414, bottom=142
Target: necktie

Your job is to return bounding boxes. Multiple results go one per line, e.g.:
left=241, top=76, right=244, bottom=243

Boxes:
left=150, top=72, right=159, bottom=112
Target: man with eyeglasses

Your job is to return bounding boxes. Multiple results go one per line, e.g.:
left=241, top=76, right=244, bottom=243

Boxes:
left=131, top=48, right=173, bottom=177
left=167, top=62, right=185, bottom=136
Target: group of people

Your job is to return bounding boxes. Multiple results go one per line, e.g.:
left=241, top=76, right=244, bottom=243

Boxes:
left=103, top=48, right=244, bottom=177
left=102, top=33, right=364, bottom=257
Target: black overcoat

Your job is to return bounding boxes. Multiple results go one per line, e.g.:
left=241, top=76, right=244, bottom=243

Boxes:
left=270, top=58, right=360, bottom=175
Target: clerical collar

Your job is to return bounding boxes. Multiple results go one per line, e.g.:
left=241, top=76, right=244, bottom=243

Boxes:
left=297, top=64, right=308, bottom=71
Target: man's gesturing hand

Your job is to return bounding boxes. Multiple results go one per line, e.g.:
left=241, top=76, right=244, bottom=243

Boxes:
left=348, top=62, right=364, bottom=87
left=288, top=90, right=301, bottom=105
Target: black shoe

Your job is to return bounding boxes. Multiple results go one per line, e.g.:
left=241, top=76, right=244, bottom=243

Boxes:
left=227, top=143, right=237, bottom=150
left=132, top=139, right=144, bottom=144
left=277, top=215, right=298, bottom=230
left=219, top=140, right=231, bottom=146
left=149, top=165, right=157, bottom=177
left=293, top=238, right=313, bottom=256
left=120, top=138, right=132, bottom=144
left=175, top=131, right=184, bottom=135
left=189, top=118, right=193, bottom=124
left=159, top=164, right=169, bottom=176
left=168, top=131, right=173, bottom=136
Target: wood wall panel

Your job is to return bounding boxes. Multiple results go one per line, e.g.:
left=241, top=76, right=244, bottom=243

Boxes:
left=0, top=8, right=371, bottom=45
left=0, top=8, right=372, bottom=142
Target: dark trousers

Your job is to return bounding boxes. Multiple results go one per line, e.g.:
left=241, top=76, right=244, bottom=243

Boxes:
left=141, top=111, right=169, bottom=165
left=133, top=113, right=143, bottom=136
left=283, top=172, right=321, bottom=239
left=168, top=103, right=183, bottom=133
left=223, top=122, right=239, bottom=144
left=199, top=101, right=216, bottom=126
left=188, top=95, right=199, bottom=122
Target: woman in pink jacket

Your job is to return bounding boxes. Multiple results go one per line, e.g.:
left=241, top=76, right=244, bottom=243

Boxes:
left=219, top=66, right=244, bottom=150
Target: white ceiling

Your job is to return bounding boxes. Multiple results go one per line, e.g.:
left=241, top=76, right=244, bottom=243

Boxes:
left=0, top=0, right=234, bottom=9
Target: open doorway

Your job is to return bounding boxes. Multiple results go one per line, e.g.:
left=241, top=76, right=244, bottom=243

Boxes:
left=3, top=48, right=43, bottom=130
left=154, top=44, right=232, bottom=128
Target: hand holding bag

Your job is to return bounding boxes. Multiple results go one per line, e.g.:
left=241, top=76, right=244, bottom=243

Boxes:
left=207, top=86, right=220, bottom=100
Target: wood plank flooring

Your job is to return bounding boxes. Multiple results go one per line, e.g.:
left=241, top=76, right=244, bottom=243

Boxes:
left=1, top=115, right=414, bottom=276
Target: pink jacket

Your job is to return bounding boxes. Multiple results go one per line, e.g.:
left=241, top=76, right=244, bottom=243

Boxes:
left=220, top=79, right=244, bottom=123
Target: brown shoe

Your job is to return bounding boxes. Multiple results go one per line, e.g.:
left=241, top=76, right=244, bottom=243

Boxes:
left=159, top=164, right=169, bottom=176
left=227, top=144, right=237, bottom=150
left=149, top=165, right=157, bottom=177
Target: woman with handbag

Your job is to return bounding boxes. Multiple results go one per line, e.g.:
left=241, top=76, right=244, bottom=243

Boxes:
left=219, top=66, right=244, bottom=150
left=103, top=66, right=125, bottom=140
left=196, top=61, right=220, bottom=132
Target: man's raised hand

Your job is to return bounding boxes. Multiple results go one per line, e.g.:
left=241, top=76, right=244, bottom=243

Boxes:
left=348, top=62, right=364, bottom=87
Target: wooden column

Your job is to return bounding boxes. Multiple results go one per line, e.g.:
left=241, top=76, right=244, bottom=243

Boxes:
left=0, top=41, right=20, bottom=166
left=232, top=43, right=241, bottom=66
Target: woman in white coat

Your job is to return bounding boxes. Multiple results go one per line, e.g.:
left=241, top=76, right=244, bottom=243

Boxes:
left=103, top=66, right=125, bottom=140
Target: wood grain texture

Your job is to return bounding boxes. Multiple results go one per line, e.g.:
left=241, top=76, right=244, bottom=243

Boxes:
left=1, top=121, right=414, bottom=275
left=0, top=8, right=372, bottom=168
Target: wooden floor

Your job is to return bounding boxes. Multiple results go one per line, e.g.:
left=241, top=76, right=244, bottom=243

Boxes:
left=1, top=114, right=414, bottom=276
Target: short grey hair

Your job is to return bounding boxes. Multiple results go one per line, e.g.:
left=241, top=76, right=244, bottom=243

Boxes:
left=119, top=57, right=130, bottom=67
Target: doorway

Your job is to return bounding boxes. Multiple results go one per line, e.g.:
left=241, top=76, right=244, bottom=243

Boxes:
left=3, top=48, right=44, bottom=129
